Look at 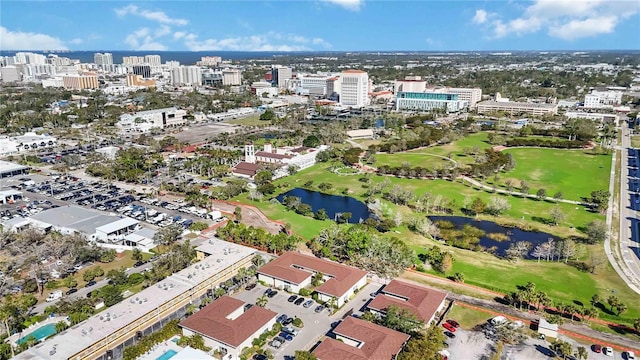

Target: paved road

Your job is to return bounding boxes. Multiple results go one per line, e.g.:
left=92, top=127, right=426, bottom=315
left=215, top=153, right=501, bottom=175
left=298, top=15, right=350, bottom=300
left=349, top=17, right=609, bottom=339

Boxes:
left=614, top=124, right=640, bottom=293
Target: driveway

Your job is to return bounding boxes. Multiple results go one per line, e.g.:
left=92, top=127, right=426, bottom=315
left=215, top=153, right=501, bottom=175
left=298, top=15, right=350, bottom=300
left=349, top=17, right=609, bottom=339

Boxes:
left=233, top=282, right=380, bottom=359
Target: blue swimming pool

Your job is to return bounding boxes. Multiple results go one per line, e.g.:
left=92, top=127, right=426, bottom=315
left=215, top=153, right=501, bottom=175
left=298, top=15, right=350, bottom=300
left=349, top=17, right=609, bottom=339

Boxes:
left=156, top=349, right=178, bottom=360
left=16, top=323, right=57, bottom=345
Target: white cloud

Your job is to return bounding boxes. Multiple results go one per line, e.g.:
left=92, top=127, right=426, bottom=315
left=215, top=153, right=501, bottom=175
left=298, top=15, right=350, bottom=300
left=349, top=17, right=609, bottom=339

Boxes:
left=183, top=31, right=331, bottom=51
left=173, top=31, right=186, bottom=40
left=69, top=38, right=83, bottom=45
left=155, top=25, right=172, bottom=38
left=473, top=0, right=639, bottom=40
left=0, top=26, right=68, bottom=50
left=115, top=4, right=188, bottom=26
left=472, top=9, right=488, bottom=24
left=124, top=27, right=167, bottom=50
left=320, top=0, right=363, bottom=11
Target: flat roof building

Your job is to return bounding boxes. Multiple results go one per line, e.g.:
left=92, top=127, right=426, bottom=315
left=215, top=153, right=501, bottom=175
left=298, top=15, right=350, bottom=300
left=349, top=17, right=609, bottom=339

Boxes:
left=396, top=92, right=468, bottom=113
left=15, top=238, right=256, bottom=360
left=258, top=251, right=368, bottom=307
left=477, top=96, right=558, bottom=116
left=313, top=316, right=410, bottom=360
left=367, top=279, right=447, bottom=325
left=0, top=160, right=29, bottom=178
left=180, top=296, right=277, bottom=359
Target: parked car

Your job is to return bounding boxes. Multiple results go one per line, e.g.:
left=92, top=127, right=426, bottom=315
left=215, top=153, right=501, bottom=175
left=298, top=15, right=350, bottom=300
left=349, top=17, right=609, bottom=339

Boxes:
left=269, top=337, right=284, bottom=349
left=303, top=299, right=314, bottom=308
left=442, top=323, right=456, bottom=332
left=446, top=319, right=460, bottom=328
left=133, top=261, right=146, bottom=268
left=603, top=347, right=614, bottom=356
left=287, top=295, right=298, bottom=303
left=592, top=345, right=602, bottom=353
left=282, top=317, right=294, bottom=326
left=315, top=305, right=326, bottom=313
left=279, top=332, right=294, bottom=341
left=85, top=280, right=97, bottom=288
left=282, top=326, right=298, bottom=337
left=266, top=289, right=278, bottom=298
left=276, top=314, right=288, bottom=324
left=65, top=288, right=78, bottom=295
left=444, top=331, right=456, bottom=339
left=245, top=283, right=257, bottom=291
left=625, top=351, right=636, bottom=360
left=253, top=355, right=268, bottom=360
left=294, top=297, right=305, bottom=306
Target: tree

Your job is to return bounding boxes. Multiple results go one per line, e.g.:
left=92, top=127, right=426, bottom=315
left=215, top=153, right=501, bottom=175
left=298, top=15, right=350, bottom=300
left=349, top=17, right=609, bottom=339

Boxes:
left=439, top=253, right=453, bottom=273
left=256, top=295, right=268, bottom=307
left=314, top=208, right=329, bottom=221
left=470, top=197, right=487, bottom=216
left=505, top=241, right=531, bottom=261
left=379, top=304, right=425, bottom=335
left=589, top=189, right=610, bottom=213
left=553, top=191, right=563, bottom=201
left=485, top=196, right=511, bottom=215
left=100, top=285, right=123, bottom=307
left=153, top=223, right=183, bottom=246
left=520, top=180, right=529, bottom=195
left=214, top=287, right=226, bottom=299
left=302, top=135, right=321, bottom=148
left=254, top=170, right=273, bottom=185
left=106, top=268, right=128, bottom=286
left=451, top=272, right=465, bottom=283
left=560, top=239, right=576, bottom=262
left=584, top=220, right=607, bottom=244
left=615, top=302, right=627, bottom=316
left=234, top=206, right=242, bottom=223
left=590, top=294, right=601, bottom=307
left=536, top=188, right=547, bottom=201
left=259, top=108, right=276, bottom=121
left=551, top=339, right=573, bottom=359
left=294, top=350, right=318, bottom=360
left=397, top=325, right=445, bottom=360
left=131, top=248, right=143, bottom=262
left=549, top=206, right=566, bottom=226
left=311, top=272, right=324, bottom=287
left=575, top=346, right=588, bottom=360
left=634, top=318, right=640, bottom=331
left=607, top=295, right=619, bottom=312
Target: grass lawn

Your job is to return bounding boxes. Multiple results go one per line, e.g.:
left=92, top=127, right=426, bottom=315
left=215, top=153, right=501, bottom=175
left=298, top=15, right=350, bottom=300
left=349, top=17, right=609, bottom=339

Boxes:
left=446, top=304, right=493, bottom=330
left=411, top=242, right=640, bottom=328
left=374, top=152, right=452, bottom=169
left=226, top=114, right=268, bottom=126
left=631, top=136, right=640, bottom=148
left=497, top=148, right=612, bottom=201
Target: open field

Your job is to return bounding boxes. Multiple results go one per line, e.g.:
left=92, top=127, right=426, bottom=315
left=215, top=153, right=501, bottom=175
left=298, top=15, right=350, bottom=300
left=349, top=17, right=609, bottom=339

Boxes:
left=374, top=152, right=452, bottom=169
left=498, top=148, right=612, bottom=201
left=631, top=136, right=640, bottom=148
left=226, top=114, right=267, bottom=126
left=446, top=304, right=493, bottom=330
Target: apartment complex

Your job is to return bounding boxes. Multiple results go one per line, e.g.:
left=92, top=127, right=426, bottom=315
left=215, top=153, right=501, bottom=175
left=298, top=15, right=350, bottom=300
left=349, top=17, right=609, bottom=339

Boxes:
left=121, top=56, right=145, bottom=65
left=93, top=53, right=113, bottom=67
left=197, top=56, right=222, bottom=66
left=222, top=69, right=242, bottom=86
left=62, top=74, right=99, bottom=90
left=15, top=238, right=256, bottom=360
left=171, top=66, right=202, bottom=86
left=0, top=66, right=22, bottom=82
left=144, top=54, right=162, bottom=66
left=367, top=279, right=447, bottom=324
left=340, top=70, right=369, bottom=108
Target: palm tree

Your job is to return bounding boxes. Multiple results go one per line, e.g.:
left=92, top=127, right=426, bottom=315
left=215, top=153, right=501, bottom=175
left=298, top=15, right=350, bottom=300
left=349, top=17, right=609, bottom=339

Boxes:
left=575, top=346, right=588, bottom=360
left=256, top=295, right=268, bottom=307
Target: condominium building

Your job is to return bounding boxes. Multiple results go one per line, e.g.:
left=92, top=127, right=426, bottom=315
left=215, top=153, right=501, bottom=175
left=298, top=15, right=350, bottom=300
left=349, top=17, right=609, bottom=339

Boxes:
left=62, top=74, right=99, bottom=90
left=171, top=66, right=202, bottom=86
left=0, top=66, right=22, bottom=82
left=441, top=87, right=482, bottom=107
left=271, top=66, right=292, bottom=88
left=197, top=56, right=222, bottom=66
left=132, top=65, right=152, bottom=79
left=14, top=52, right=47, bottom=65
left=396, top=92, right=467, bottom=112
left=340, top=70, right=369, bottom=108
left=222, top=69, right=242, bottom=86
left=144, top=54, right=162, bottom=66
left=584, top=90, right=623, bottom=109
left=122, top=56, right=145, bottom=65
left=126, top=74, right=156, bottom=88
left=93, top=53, right=113, bottom=67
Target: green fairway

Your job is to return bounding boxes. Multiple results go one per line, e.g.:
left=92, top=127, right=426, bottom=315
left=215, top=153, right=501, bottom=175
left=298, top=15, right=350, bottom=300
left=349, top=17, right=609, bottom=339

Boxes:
left=412, top=242, right=640, bottom=327
left=374, top=152, right=452, bottom=169
left=499, top=148, right=612, bottom=200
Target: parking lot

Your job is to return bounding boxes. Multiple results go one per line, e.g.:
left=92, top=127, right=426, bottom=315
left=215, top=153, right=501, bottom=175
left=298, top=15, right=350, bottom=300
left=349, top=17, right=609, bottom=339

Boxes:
left=233, top=282, right=380, bottom=360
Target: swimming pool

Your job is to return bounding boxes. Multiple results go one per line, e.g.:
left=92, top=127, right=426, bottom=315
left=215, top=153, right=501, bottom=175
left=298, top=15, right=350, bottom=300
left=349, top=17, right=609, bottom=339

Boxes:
left=16, top=323, right=57, bottom=345
left=156, top=349, right=178, bottom=360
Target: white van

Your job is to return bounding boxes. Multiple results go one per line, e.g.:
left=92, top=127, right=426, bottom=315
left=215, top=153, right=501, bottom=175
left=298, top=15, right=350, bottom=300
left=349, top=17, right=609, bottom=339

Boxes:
left=46, top=290, right=63, bottom=302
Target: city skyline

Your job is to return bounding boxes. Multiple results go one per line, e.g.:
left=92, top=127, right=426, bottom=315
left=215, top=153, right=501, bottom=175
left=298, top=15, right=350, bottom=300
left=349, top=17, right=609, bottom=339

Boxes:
left=1, top=0, right=639, bottom=52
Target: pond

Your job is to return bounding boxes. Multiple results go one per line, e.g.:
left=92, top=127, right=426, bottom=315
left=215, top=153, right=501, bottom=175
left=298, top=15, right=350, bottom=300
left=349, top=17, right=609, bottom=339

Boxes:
left=428, top=216, right=560, bottom=258
left=276, top=188, right=373, bottom=224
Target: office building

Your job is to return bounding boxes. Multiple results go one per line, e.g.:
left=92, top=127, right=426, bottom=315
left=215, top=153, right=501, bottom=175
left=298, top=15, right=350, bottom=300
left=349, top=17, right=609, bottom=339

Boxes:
left=180, top=296, right=277, bottom=360
left=326, top=77, right=341, bottom=100
left=117, top=107, right=187, bottom=133
left=396, top=92, right=467, bottom=112
left=62, top=74, right=99, bottom=90
left=476, top=94, right=558, bottom=115
left=271, top=66, right=292, bottom=88
left=202, top=69, right=223, bottom=86
left=144, top=54, right=162, bottom=66
left=171, top=66, right=202, bottom=86
left=340, top=70, right=369, bottom=108
left=122, top=56, right=145, bottom=65
left=197, top=56, right=222, bottom=66
left=313, top=317, right=410, bottom=360
left=93, top=53, right=113, bottom=67
left=440, top=87, right=482, bottom=108
left=298, top=75, right=329, bottom=96
left=565, top=111, right=617, bottom=123
left=222, top=69, right=242, bottom=86
left=132, top=65, right=152, bottom=79
left=0, top=66, right=22, bottom=82
left=258, top=251, right=367, bottom=307
left=14, top=238, right=256, bottom=360
left=584, top=90, right=623, bottom=109
left=394, top=77, right=427, bottom=93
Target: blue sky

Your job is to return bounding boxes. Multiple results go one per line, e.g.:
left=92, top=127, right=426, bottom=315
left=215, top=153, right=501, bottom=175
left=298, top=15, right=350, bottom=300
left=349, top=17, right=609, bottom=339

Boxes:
left=1, top=1, right=639, bottom=51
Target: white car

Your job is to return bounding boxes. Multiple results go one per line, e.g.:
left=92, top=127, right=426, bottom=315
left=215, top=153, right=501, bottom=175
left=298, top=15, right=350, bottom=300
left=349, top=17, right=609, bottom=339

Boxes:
left=626, top=351, right=635, bottom=360
left=603, top=347, right=614, bottom=356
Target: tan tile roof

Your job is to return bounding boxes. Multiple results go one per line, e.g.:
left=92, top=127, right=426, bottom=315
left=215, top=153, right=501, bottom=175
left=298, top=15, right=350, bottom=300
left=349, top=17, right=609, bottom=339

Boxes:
left=257, top=252, right=368, bottom=298
left=255, top=151, right=292, bottom=160
left=233, top=161, right=260, bottom=176
left=313, top=317, right=409, bottom=360
left=367, top=279, right=447, bottom=322
left=179, top=296, right=277, bottom=348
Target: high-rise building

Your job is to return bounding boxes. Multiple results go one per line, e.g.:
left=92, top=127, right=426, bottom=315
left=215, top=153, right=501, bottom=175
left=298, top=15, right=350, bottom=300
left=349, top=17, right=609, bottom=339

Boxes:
left=197, top=56, right=222, bottom=66
left=0, top=66, right=23, bottom=82
left=222, top=69, right=242, bottom=86
left=423, top=87, right=482, bottom=108
left=14, top=52, right=46, bottom=65
left=271, top=66, right=292, bottom=88
left=93, top=53, right=114, bottom=67
left=62, top=74, right=99, bottom=90
left=122, top=56, right=145, bottom=65
left=132, top=65, right=152, bottom=79
left=171, top=66, right=202, bottom=86
left=395, top=92, right=467, bottom=112
left=144, top=55, right=162, bottom=66
left=340, top=70, right=369, bottom=108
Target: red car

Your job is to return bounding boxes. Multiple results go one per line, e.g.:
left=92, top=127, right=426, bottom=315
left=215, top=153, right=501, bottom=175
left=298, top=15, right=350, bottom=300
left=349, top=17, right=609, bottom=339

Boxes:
left=443, top=322, right=456, bottom=332
left=446, top=319, right=460, bottom=328
left=592, top=344, right=602, bottom=353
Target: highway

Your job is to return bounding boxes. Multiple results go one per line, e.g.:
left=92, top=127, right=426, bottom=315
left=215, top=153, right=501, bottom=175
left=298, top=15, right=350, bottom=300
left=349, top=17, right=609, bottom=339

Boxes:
left=614, top=122, right=640, bottom=294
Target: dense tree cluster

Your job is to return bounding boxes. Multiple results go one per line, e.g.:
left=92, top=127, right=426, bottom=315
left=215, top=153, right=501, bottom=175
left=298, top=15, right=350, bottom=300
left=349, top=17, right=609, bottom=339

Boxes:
left=216, top=221, right=301, bottom=254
